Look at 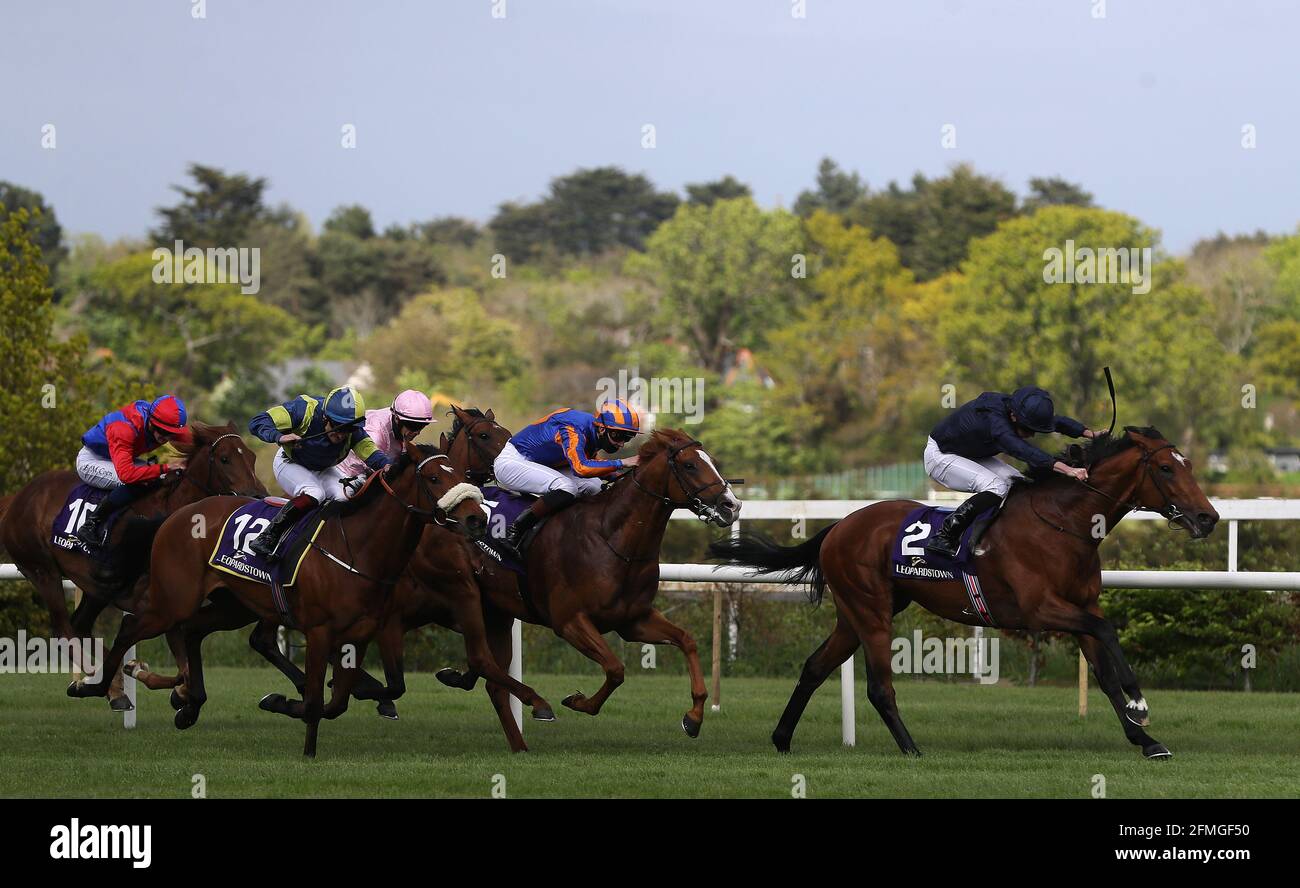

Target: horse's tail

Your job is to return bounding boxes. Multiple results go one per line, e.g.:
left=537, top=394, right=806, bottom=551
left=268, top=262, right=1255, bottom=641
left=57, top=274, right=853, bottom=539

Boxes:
left=707, top=524, right=836, bottom=605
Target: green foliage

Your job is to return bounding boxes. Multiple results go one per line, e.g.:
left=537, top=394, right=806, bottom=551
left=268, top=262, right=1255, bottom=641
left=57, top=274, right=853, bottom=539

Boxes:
left=0, top=182, right=66, bottom=279
left=626, top=197, right=804, bottom=373
left=0, top=209, right=137, bottom=495
left=152, top=163, right=271, bottom=246
left=1022, top=176, right=1095, bottom=212
left=685, top=175, right=752, bottom=206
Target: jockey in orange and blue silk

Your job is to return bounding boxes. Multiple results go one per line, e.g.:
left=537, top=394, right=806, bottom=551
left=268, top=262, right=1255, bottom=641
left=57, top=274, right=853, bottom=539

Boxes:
left=73, top=395, right=191, bottom=549
left=492, top=399, right=643, bottom=558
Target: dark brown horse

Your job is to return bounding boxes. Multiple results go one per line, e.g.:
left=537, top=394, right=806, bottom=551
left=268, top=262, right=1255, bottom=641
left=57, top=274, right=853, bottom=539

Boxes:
left=0, top=421, right=264, bottom=704
left=710, top=427, right=1218, bottom=759
left=436, top=428, right=742, bottom=739
left=68, top=442, right=489, bottom=756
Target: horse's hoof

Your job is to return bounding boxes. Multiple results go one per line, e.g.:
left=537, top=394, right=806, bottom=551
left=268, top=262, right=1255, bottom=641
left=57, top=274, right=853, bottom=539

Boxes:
left=174, top=705, right=199, bottom=730
left=533, top=707, right=556, bottom=722
left=66, top=680, right=95, bottom=698
left=904, top=747, right=923, bottom=757
left=109, top=696, right=134, bottom=712
left=682, top=714, right=702, bottom=738
left=771, top=731, right=792, bottom=754
left=169, top=688, right=186, bottom=711
left=435, top=668, right=468, bottom=690
left=376, top=700, right=399, bottom=720
left=259, top=693, right=288, bottom=714
left=1143, top=743, right=1172, bottom=760
left=561, top=692, right=588, bottom=713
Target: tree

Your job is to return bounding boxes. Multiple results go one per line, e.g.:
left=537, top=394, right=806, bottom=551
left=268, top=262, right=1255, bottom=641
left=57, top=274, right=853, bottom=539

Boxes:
left=685, top=175, right=752, bottom=206
left=1022, top=177, right=1095, bottom=212
left=626, top=197, right=804, bottom=374
left=489, top=167, right=679, bottom=261
left=152, top=163, right=270, bottom=246
left=793, top=158, right=867, bottom=217
left=936, top=206, right=1236, bottom=453
left=1184, top=232, right=1276, bottom=355
left=0, top=183, right=67, bottom=280
left=0, top=209, right=136, bottom=494
left=417, top=216, right=481, bottom=247
left=323, top=204, right=376, bottom=240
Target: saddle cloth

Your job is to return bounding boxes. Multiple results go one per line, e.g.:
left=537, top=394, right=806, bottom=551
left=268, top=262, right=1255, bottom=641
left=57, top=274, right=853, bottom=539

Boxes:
left=207, top=499, right=325, bottom=588
left=890, top=504, right=998, bottom=626
left=51, top=485, right=113, bottom=554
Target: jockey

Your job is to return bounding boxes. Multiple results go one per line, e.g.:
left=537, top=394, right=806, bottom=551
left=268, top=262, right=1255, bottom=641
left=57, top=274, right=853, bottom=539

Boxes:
left=493, top=399, right=642, bottom=558
left=336, top=389, right=435, bottom=496
left=923, top=385, right=1096, bottom=558
left=73, top=395, right=191, bottom=550
left=246, top=386, right=389, bottom=559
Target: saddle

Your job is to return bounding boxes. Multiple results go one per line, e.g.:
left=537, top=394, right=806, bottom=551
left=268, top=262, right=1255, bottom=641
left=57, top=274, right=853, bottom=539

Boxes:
left=476, top=486, right=551, bottom=574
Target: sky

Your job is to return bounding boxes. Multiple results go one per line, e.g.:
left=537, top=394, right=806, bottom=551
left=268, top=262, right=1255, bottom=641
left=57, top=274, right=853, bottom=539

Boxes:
left=2, top=0, right=1295, bottom=254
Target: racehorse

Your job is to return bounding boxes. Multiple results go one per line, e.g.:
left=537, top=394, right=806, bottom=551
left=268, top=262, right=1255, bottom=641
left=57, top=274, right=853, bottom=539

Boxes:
left=709, top=427, right=1218, bottom=759
left=0, top=421, right=264, bottom=705
left=434, top=428, right=742, bottom=740
left=68, top=442, right=489, bottom=757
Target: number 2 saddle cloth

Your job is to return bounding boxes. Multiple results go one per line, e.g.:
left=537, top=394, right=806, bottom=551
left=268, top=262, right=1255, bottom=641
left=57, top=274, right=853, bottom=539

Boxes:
left=890, top=504, right=1000, bottom=626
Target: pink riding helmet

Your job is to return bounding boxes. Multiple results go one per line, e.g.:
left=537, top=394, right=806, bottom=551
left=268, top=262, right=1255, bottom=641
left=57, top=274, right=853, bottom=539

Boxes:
left=392, top=389, right=435, bottom=424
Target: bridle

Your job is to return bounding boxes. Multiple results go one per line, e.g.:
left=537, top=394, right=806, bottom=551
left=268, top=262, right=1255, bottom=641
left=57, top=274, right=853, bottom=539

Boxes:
left=1032, top=437, right=1192, bottom=540
left=173, top=432, right=254, bottom=498
left=378, top=452, right=469, bottom=527
left=630, top=438, right=734, bottom=524
left=446, top=414, right=502, bottom=486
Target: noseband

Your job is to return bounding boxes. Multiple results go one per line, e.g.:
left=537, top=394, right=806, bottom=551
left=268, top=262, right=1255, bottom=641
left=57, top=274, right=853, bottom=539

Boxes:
left=631, top=439, right=733, bottom=523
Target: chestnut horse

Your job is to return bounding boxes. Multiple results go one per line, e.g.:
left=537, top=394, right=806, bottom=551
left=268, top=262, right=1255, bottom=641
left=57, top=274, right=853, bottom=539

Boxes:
left=710, top=427, right=1218, bottom=759
left=435, top=428, right=742, bottom=740
left=68, top=442, right=487, bottom=756
left=0, top=421, right=264, bottom=705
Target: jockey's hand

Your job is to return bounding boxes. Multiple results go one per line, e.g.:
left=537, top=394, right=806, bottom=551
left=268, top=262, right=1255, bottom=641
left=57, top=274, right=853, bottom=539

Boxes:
left=1081, top=428, right=1097, bottom=439
left=1053, top=461, right=1088, bottom=482
left=621, top=455, right=640, bottom=467
left=278, top=433, right=301, bottom=444
left=162, top=462, right=185, bottom=475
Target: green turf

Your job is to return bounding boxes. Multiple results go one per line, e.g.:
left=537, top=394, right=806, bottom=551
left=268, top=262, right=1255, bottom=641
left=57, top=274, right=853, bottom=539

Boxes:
left=1, top=668, right=1297, bottom=798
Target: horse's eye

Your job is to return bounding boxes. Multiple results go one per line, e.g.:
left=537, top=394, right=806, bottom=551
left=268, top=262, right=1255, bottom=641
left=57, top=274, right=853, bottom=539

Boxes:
left=1160, top=464, right=1173, bottom=474
left=684, top=462, right=696, bottom=470
left=220, top=457, right=230, bottom=464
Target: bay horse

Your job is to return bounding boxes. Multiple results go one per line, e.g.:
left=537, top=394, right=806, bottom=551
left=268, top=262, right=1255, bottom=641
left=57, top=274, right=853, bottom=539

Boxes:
left=435, top=428, right=742, bottom=739
left=709, top=427, right=1218, bottom=759
left=68, top=442, right=488, bottom=757
left=250, top=405, right=558, bottom=750
left=0, top=421, right=264, bottom=704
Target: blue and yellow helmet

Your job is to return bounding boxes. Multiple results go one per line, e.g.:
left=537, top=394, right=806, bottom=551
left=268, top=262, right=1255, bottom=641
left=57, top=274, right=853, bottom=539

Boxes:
left=594, top=399, right=642, bottom=435
left=323, top=387, right=366, bottom=426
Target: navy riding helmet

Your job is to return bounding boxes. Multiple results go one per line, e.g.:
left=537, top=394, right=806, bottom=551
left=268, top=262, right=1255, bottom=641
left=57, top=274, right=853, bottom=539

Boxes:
left=1009, top=386, right=1056, bottom=433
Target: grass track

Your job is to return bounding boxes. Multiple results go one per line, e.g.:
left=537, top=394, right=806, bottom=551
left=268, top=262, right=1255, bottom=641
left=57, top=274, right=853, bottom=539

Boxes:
left=1, top=668, right=1297, bottom=798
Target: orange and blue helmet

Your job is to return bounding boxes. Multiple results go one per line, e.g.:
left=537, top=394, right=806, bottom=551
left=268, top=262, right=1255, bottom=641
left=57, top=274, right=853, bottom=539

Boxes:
left=594, top=399, right=642, bottom=435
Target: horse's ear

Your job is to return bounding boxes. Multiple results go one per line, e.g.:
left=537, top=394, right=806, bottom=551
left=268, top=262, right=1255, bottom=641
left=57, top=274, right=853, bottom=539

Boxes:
left=485, top=408, right=495, bottom=421
left=404, top=441, right=421, bottom=460
left=439, top=432, right=449, bottom=450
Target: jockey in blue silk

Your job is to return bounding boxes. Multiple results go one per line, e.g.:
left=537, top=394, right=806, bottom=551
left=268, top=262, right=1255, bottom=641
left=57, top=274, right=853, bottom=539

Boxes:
left=492, top=399, right=643, bottom=558
left=246, top=386, right=389, bottom=559
left=72, top=394, right=191, bottom=549
left=922, top=385, right=1096, bottom=558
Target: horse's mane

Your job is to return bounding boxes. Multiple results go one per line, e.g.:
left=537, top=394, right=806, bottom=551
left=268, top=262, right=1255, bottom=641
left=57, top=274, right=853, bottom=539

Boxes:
left=172, top=420, right=237, bottom=457
left=448, top=406, right=487, bottom=436
left=1064, top=425, right=1166, bottom=468
left=637, top=428, right=692, bottom=461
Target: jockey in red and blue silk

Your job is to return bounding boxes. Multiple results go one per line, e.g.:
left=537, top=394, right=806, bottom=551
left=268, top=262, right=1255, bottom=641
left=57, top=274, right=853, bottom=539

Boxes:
left=492, top=399, right=643, bottom=558
left=73, top=395, right=191, bottom=548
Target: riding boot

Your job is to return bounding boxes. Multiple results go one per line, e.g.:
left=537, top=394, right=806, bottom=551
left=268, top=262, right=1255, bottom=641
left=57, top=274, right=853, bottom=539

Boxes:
left=925, top=490, right=1002, bottom=559
left=499, top=489, right=576, bottom=560
left=249, top=496, right=313, bottom=561
left=73, top=484, right=138, bottom=552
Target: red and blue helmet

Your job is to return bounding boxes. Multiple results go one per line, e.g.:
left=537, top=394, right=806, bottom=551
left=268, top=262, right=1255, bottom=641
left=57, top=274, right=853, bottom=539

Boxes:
left=594, top=399, right=642, bottom=436
left=148, top=394, right=188, bottom=435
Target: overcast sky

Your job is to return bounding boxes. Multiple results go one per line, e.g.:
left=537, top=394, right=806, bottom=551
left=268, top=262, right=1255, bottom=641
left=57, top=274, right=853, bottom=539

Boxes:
left=2, top=0, right=1294, bottom=253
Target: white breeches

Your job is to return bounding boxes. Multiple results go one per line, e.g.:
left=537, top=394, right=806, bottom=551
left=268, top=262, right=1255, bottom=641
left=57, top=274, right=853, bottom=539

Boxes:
left=492, top=441, right=603, bottom=498
left=273, top=449, right=350, bottom=502
left=923, top=436, right=1023, bottom=497
left=75, top=447, right=125, bottom=489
